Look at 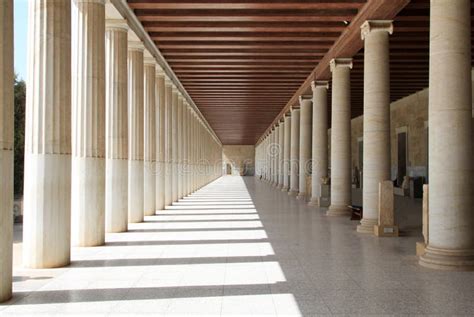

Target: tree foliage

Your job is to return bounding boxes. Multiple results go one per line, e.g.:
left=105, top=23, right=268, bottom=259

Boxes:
left=14, top=74, right=26, bottom=197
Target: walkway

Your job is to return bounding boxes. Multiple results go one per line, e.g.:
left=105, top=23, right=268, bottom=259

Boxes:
left=2, top=176, right=474, bottom=316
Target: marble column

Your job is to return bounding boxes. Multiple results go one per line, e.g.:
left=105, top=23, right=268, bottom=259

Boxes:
left=164, top=79, right=172, bottom=206
left=0, top=0, right=13, bottom=302
left=143, top=53, right=156, bottom=216
left=420, top=0, right=474, bottom=270
left=272, top=127, right=279, bottom=186
left=309, top=81, right=329, bottom=206
left=71, top=0, right=106, bottom=247
left=105, top=19, right=128, bottom=233
left=327, top=58, right=352, bottom=216
left=177, top=95, right=183, bottom=199
left=128, top=41, right=144, bottom=223
left=278, top=120, right=285, bottom=188
left=282, top=113, right=291, bottom=191
left=155, top=69, right=165, bottom=211
left=171, top=87, right=178, bottom=202
left=289, top=108, right=300, bottom=196
left=357, top=21, right=393, bottom=233
left=24, top=0, right=71, bottom=268
left=297, top=97, right=312, bottom=200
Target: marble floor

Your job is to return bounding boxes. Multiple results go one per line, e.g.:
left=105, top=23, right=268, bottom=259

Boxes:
left=1, top=176, right=474, bottom=316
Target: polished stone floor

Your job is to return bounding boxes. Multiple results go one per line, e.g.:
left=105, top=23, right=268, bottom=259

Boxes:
left=1, top=176, right=474, bottom=316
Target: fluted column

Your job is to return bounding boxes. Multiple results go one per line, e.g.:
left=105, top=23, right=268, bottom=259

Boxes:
left=297, top=97, right=312, bottom=200
left=143, top=53, right=156, bottom=216
left=171, top=87, right=179, bottom=202
left=0, top=0, right=13, bottom=302
left=128, top=41, right=144, bottom=223
left=309, top=81, right=329, bottom=206
left=164, top=79, right=172, bottom=206
left=177, top=95, right=183, bottom=199
left=105, top=19, right=128, bottom=233
left=272, top=127, right=279, bottom=186
left=278, top=120, right=285, bottom=188
left=327, top=58, right=352, bottom=216
left=24, top=0, right=71, bottom=268
left=184, top=104, right=190, bottom=195
left=71, top=0, right=106, bottom=247
left=357, top=21, right=393, bottom=233
left=289, top=108, right=300, bottom=196
left=420, top=0, right=474, bottom=270
left=155, top=69, right=165, bottom=211
left=282, top=114, right=291, bottom=191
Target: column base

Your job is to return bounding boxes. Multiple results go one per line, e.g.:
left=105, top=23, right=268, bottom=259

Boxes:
left=281, top=186, right=289, bottom=192
left=296, top=192, right=306, bottom=200
left=326, top=205, right=351, bottom=217
left=288, top=190, right=298, bottom=197
left=277, top=184, right=284, bottom=190
left=419, top=245, right=474, bottom=271
left=308, top=197, right=319, bottom=207
left=357, top=218, right=378, bottom=234
left=416, top=242, right=427, bottom=257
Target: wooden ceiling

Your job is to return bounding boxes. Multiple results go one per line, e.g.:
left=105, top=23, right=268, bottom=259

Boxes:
left=128, top=0, right=467, bottom=145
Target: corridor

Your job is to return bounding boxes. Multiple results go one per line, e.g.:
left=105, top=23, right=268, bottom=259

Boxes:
left=2, top=176, right=474, bottom=316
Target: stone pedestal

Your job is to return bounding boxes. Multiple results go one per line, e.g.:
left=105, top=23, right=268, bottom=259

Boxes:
left=128, top=42, right=144, bottom=223
left=297, top=97, right=312, bottom=200
left=327, top=58, right=352, bottom=216
left=420, top=0, right=474, bottom=271
left=358, top=20, right=393, bottom=234
left=105, top=20, right=128, bottom=233
left=0, top=0, right=13, bottom=302
left=71, top=0, right=106, bottom=247
left=23, top=0, right=72, bottom=268
left=289, top=109, right=300, bottom=196
left=373, top=181, right=399, bottom=237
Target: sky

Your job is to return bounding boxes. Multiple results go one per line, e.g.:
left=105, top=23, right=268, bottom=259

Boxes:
left=14, top=0, right=28, bottom=81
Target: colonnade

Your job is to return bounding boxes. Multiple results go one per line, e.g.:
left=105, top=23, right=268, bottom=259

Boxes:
left=0, top=0, right=221, bottom=302
left=257, top=1, right=474, bottom=271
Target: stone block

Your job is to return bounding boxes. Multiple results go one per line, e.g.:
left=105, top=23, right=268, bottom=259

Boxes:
left=319, top=184, right=330, bottom=207
left=374, top=180, right=399, bottom=237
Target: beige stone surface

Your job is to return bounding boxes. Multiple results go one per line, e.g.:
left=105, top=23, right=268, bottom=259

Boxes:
left=105, top=19, right=128, bottom=233
left=171, top=88, right=178, bottom=202
left=0, top=0, right=13, bottom=302
left=358, top=20, right=393, bottom=234
left=282, top=114, right=291, bottom=191
left=71, top=0, right=107, bottom=247
left=420, top=0, right=474, bottom=271
left=164, top=80, right=173, bottom=207
left=310, top=81, right=328, bottom=206
left=23, top=0, right=72, bottom=269
left=155, top=70, right=166, bottom=211
left=223, top=145, right=255, bottom=176
left=143, top=59, right=156, bottom=216
left=298, top=97, right=312, bottom=199
left=127, top=43, right=144, bottom=223
left=289, top=109, right=300, bottom=195
left=327, top=58, right=352, bottom=216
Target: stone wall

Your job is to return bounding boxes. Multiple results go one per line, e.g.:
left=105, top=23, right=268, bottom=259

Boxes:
left=222, top=145, right=255, bottom=176
left=328, top=88, right=429, bottom=180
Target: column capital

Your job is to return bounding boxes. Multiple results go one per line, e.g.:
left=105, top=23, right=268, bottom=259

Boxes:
left=361, top=20, right=393, bottom=40
left=299, top=95, right=312, bottom=106
left=330, top=58, right=353, bottom=72
left=171, top=85, right=179, bottom=93
left=155, top=65, right=165, bottom=77
left=128, top=40, right=144, bottom=52
left=106, top=19, right=128, bottom=32
left=311, top=80, right=329, bottom=91
left=165, top=77, right=172, bottom=87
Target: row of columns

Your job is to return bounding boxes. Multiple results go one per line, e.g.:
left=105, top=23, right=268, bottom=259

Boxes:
left=0, top=0, right=222, bottom=302
left=257, top=1, right=474, bottom=271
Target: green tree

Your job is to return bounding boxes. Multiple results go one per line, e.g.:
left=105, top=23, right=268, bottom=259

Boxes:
left=14, top=74, right=26, bottom=197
